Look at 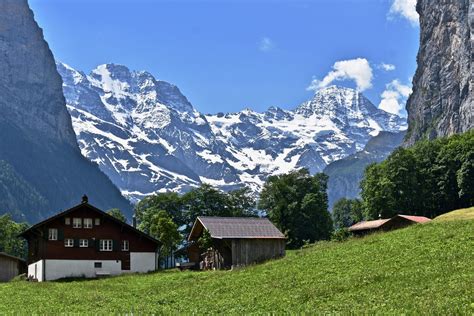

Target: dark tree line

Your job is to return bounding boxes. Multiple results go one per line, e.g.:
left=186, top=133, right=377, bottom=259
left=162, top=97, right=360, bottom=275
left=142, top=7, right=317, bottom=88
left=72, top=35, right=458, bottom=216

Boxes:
left=358, top=130, right=473, bottom=220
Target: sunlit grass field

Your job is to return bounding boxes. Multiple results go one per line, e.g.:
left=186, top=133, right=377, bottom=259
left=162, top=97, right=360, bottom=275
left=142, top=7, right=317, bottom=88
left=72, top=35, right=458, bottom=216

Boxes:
left=0, top=208, right=473, bottom=314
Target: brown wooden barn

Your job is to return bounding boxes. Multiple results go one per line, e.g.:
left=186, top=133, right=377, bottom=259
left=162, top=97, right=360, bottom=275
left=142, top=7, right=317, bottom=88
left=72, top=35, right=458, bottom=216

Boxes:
left=0, top=252, right=26, bottom=282
left=187, top=217, right=286, bottom=269
left=348, top=214, right=431, bottom=236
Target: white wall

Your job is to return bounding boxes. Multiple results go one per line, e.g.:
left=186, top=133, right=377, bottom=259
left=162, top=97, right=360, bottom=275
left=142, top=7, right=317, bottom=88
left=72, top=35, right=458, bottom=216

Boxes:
left=28, top=252, right=157, bottom=281
left=27, top=260, right=44, bottom=282
left=130, top=252, right=156, bottom=273
left=44, top=260, right=122, bottom=281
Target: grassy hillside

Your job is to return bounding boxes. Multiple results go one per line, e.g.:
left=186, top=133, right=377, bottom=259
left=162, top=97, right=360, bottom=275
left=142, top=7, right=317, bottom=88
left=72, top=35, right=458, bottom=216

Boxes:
left=0, top=211, right=472, bottom=314
left=435, top=206, right=474, bottom=222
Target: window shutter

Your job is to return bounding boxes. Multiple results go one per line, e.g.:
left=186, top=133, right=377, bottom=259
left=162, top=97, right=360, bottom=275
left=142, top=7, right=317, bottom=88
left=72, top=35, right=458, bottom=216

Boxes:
left=58, top=229, right=64, bottom=241
left=74, top=239, right=79, bottom=248
left=43, top=228, right=48, bottom=240
left=95, top=240, right=100, bottom=251
left=113, top=240, right=119, bottom=252
left=89, top=239, right=95, bottom=248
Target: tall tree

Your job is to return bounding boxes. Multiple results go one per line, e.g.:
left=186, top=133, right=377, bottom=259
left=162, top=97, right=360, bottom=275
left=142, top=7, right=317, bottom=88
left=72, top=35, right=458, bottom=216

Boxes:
left=135, top=192, right=184, bottom=234
left=259, top=169, right=332, bottom=248
left=0, top=214, right=29, bottom=258
left=149, top=210, right=181, bottom=268
left=106, top=208, right=127, bottom=223
left=332, top=198, right=364, bottom=229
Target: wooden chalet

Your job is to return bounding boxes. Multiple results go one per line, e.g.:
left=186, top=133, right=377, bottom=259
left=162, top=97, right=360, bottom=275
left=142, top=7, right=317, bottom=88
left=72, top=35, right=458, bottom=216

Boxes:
left=187, top=216, right=286, bottom=270
left=0, top=252, right=26, bottom=282
left=348, top=214, right=431, bottom=236
left=19, top=196, right=161, bottom=281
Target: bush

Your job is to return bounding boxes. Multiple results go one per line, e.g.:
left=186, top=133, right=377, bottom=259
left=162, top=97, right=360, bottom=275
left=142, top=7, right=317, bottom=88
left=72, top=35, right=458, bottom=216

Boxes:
left=331, top=228, right=352, bottom=242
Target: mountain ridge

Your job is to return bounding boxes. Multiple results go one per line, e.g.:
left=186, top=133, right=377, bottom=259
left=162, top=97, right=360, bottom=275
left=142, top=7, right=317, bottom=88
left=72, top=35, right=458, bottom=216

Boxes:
left=58, top=61, right=406, bottom=201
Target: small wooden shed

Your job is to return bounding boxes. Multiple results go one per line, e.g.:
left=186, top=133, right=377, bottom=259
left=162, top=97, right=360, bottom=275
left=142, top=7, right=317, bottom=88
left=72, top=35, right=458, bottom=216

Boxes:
left=0, top=252, right=26, bottom=282
left=348, top=214, right=431, bottom=236
left=187, top=217, right=286, bottom=269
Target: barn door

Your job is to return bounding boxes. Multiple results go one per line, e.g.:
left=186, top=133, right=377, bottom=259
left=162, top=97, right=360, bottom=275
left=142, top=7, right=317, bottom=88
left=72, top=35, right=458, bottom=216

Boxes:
left=121, top=253, right=131, bottom=271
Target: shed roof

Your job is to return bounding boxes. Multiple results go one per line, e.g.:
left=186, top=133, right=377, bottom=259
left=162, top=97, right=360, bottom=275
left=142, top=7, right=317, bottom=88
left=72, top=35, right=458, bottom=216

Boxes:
left=0, top=252, right=25, bottom=263
left=398, top=215, right=431, bottom=223
left=348, top=214, right=432, bottom=232
left=348, top=219, right=389, bottom=232
left=188, top=216, right=286, bottom=240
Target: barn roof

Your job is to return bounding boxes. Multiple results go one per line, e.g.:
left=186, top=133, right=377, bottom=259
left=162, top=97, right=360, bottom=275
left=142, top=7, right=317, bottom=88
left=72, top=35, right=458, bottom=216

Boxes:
left=348, top=214, right=431, bottom=232
left=348, top=219, right=389, bottom=232
left=188, top=216, right=286, bottom=240
left=398, top=215, right=432, bottom=223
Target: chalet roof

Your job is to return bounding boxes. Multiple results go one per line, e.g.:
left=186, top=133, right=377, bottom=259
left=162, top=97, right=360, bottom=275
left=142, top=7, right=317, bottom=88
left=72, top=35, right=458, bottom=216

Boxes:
left=348, top=219, right=389, bottom=232
left=0, top=252, right=25, bottom=263
left=188, top=216, right=286, bottom=240
left=397, top=215, right=432, bottom=223
left=348, top=214, right=431, bottom=232
left=19, top=200, right=161, bottom=245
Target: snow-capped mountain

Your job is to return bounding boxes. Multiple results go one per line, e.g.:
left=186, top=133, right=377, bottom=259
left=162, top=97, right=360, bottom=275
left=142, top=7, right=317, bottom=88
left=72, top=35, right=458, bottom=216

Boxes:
left=58, top=62, right=407, bottom=202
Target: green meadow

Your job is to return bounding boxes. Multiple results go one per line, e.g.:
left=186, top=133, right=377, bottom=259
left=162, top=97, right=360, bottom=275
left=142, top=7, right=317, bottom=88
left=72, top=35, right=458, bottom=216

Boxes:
left=0, top=208, right=472, bottom=314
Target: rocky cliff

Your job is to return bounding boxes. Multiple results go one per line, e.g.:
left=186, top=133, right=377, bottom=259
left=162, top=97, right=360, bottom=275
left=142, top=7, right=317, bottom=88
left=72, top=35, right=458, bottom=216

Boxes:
left=405, top=0, right=473, bottom=145
left=0, top=0, right=132, bottom=222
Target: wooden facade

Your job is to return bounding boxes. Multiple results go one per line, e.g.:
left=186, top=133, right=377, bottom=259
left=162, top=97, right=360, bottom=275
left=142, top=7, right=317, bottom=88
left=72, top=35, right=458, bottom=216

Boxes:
left=188, top=217, right=286, bottom=269
left=20, top=197, right=161, bottom=281
left=0, top=253, right=26, bottom=282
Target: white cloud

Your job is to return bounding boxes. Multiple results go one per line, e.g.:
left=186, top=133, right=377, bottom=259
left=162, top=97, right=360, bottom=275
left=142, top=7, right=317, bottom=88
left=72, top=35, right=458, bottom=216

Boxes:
left=389, top=0, right=419, bottom=26
left=379, top=63, right=396, bottom=71
left=307, top=58, right=373, bottom=92
left=378, top=79, right=412, bottom=116
left=259, top=37, right=274, bottom=52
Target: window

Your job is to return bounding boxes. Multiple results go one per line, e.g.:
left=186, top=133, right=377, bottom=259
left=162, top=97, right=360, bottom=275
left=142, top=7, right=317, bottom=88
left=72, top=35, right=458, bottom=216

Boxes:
left=121, top=240, right=129, bottom=251
left=94, top=218, right=100, bottom=226
left=99, top=239, right=113, bottom=252
left=94, top=262, right=102, bottom=268
left=65, top=217, right=71, bottom=225
left=79, top=239, right=89, bottom=248
left=48, top=228, right=58, bottom=240
left=64, top=238, right=74, bottom=247
left=84, top=218, right=93, bottom=229
left=73, top=218, right=82, bottom=228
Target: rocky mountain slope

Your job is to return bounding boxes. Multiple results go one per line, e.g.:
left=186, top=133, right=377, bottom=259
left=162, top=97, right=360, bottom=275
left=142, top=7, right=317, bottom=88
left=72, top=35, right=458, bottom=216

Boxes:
left=59, top=63, right=406, bottom=201
left=324, top=131, right=406, bottom=209
left=0, top=0, right=132, bottom=222
left=404, top=0, right=473, bottom=145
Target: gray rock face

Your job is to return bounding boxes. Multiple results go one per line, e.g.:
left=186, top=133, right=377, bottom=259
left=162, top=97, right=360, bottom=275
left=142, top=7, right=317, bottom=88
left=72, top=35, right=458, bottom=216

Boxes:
left=0, top=0, right=77, bottom=146
left=405, top=0, right=473, bottom=145
left=0, top=0, right=132, bottom=222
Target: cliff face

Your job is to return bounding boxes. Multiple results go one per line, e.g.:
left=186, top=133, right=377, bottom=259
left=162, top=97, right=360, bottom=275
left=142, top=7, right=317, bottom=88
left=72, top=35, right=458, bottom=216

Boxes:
left=0, top=0, right=77, bottom=146
left=405, top=0, right=473, bottom=145
left=0, top=0, right=131, bottom=222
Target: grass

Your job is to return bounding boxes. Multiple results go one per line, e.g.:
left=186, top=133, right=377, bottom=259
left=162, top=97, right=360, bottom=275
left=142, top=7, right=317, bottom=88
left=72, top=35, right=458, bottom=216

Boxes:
left=0, top=209, right=473, bottom=314
left=434, top=206, right=474, bottom=222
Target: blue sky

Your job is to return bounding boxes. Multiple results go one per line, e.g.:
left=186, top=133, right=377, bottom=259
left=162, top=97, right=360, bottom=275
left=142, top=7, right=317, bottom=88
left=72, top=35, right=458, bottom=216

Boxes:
left=29, top=0, right=419, bottom=116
